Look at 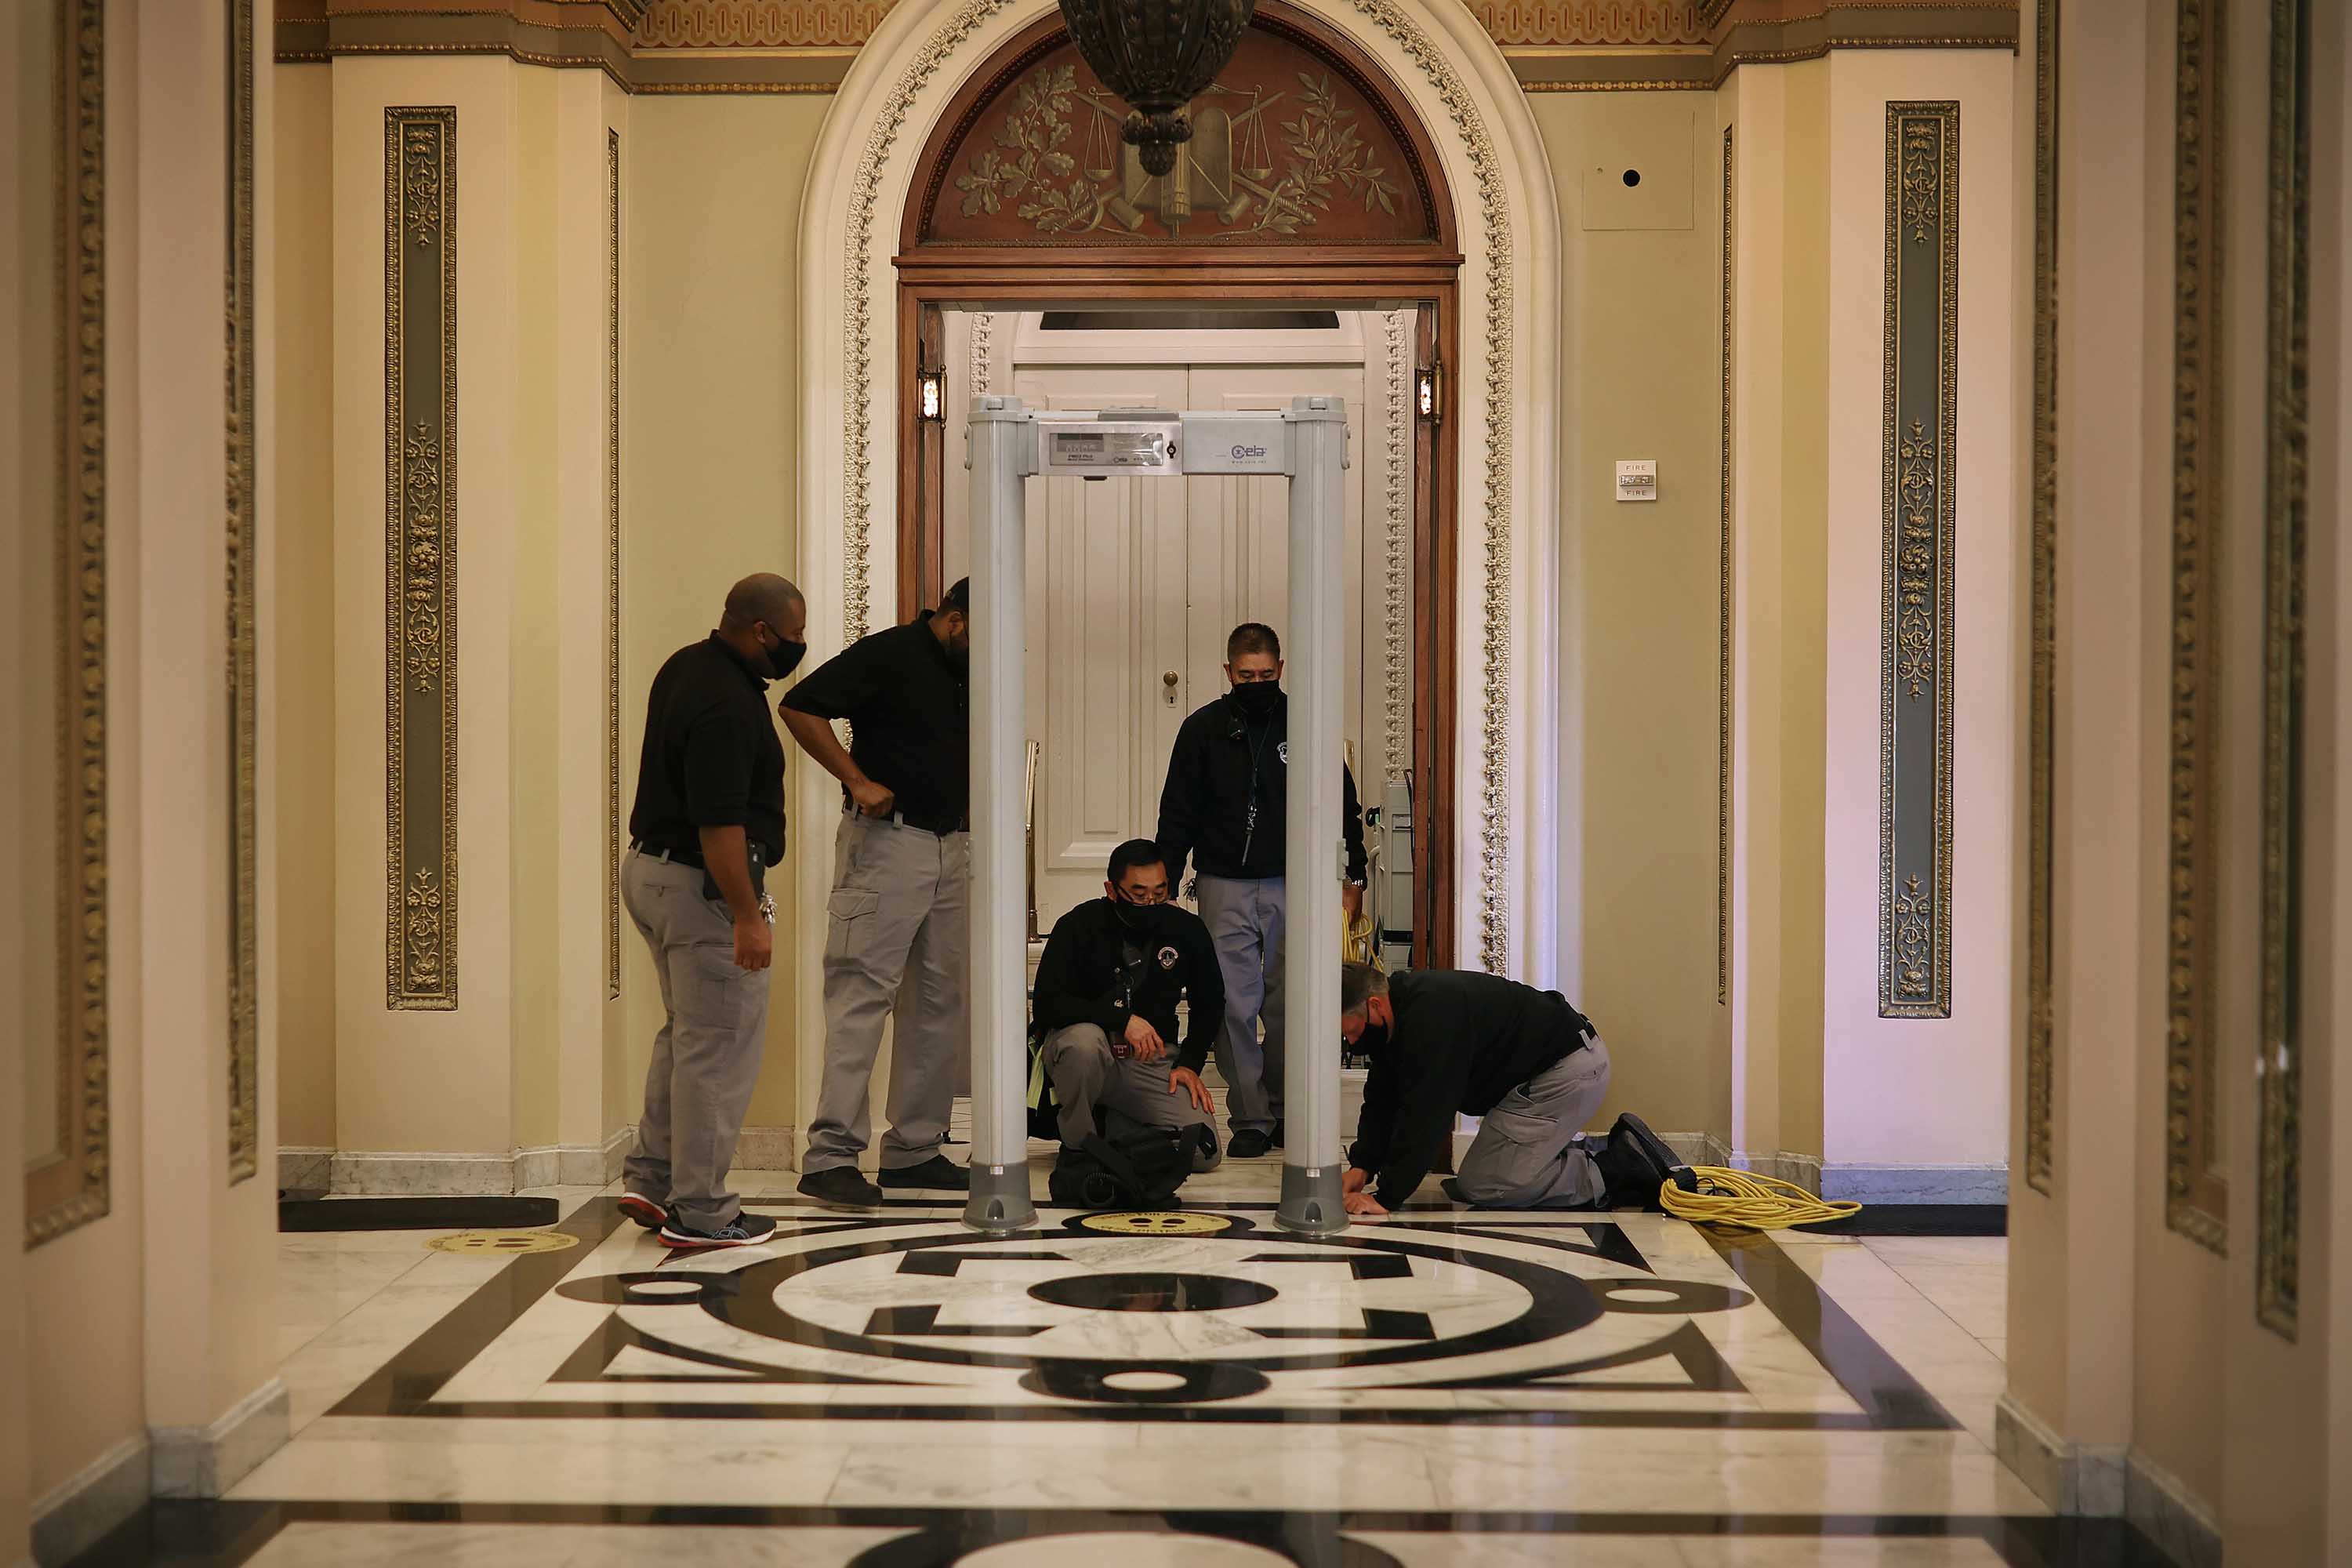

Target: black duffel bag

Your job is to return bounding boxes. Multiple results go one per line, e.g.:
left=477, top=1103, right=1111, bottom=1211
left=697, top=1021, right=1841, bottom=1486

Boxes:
left=1048, top=1111, right=1191, bottom=1210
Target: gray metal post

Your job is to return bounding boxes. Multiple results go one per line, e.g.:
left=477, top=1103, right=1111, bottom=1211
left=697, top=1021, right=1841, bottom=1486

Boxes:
left=1277, top=395, right=1349, bottom=1236
left=964, top=395, right=1038, bottom=1235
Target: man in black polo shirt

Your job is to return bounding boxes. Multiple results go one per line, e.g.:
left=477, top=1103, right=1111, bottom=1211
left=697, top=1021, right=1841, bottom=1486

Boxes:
left=779, top=579, right=972, bottom=1208
left=619, top=573, right=804, bottom=1249
left=1336, top=963, right=1686, bottom=1217
left=1033, top=840, right=1224, bottom=1172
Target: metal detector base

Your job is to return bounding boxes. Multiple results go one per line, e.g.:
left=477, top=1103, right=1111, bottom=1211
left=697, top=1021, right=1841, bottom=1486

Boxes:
left=962, top=1163, right=1036, bottom=1236
left=1276, top=1164, right=1347, bottom=1236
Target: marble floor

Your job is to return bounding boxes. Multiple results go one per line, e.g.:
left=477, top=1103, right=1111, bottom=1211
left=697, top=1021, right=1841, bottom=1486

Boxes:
left=72, top=1152, right=2164, bottom=1568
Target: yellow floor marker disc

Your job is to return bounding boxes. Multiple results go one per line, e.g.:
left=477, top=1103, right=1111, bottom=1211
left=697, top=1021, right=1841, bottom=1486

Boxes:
left=425, top=1229, right=580, bottom=1255
left=1076, top=1211, right=1232, bottom=1236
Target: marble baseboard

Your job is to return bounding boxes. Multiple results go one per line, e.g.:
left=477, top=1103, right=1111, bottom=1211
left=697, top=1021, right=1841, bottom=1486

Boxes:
left=559, top=1127, right=633, bottom=1187
left=151, top=1378, right=289, bottom=1501
left=1994, top=1394, right=2125, bottom=1517
left=31, top=1432, right=147, bottom=1567
left=278, top=1145, right=332, bottom=1192
left=1820, top=1162, right=2008, bottom=1203
left=332, top=1134, right=634, bottom=1196
left=2127, top=1448, right=2221, bottom=1568
left=731, top=1125, right=803, bottom=1173
left=1726, top=1149, right=1824, bottom=1194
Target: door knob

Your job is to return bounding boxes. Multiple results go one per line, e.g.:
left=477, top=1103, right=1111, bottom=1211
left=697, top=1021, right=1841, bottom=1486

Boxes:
left=1163, top=670, right=1180, bottom=706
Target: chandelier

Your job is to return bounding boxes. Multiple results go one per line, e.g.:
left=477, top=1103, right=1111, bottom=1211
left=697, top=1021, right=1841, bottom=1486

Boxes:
left=1058, top=0, right=1259, bottom=176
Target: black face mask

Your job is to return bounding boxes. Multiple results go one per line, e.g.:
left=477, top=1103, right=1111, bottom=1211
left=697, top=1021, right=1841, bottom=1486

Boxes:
left=1352, top=1018, right=1391, bottom=1056
left=764, top=635, right=806, bottom=682
left=1112, top=895, right=1171, bottom=933
left=1229, top=681, right=1281, bottom=718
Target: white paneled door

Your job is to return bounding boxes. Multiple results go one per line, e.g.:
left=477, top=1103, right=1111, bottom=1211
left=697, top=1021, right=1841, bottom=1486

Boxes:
left=1007, top=358, right=1370, bottom=928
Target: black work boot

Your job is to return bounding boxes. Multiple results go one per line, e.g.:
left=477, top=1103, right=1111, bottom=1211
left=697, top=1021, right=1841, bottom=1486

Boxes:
left=877, top=1154, right=971, bottom=1191
left=1592, top=1113, right=1694, bottom=1210
left=797, top=1166, right=884, bottom=1210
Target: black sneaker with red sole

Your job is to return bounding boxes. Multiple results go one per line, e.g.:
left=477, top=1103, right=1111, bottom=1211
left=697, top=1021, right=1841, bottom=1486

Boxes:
left=617, top=1192, right=668, bottom=1231
left=658, top=1211, right=779, bottom=1250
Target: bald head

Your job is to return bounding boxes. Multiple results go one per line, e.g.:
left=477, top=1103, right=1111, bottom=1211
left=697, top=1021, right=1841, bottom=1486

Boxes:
left=722, top=573, right=804, bottom=634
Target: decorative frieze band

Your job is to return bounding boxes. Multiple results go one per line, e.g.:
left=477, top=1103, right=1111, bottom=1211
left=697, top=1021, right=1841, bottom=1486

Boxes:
left=385, top=108, right=461, bottom=1012
left=228, top=0, right=261, bottom=1183
left=2256, top=0, right=2310, bottom=1338
left=2163, top=0, right=2227, bottom=1253
left=1876, top=102, right=1957, bottom=1021
left=2023, top=0, right=2057, bottom=1197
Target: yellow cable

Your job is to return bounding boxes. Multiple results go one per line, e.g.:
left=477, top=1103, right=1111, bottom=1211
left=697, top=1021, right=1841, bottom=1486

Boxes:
left=1659, top=1165, right=1861, bottom=1231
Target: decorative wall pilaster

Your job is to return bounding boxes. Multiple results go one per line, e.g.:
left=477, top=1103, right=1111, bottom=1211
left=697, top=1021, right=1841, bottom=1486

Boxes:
left=227, top=0, right=262, bottom=1183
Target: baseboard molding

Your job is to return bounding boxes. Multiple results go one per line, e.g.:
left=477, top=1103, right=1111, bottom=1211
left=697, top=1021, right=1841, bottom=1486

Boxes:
left=277, top=1145, right=332, bottom=1192
left=1820, top=1162, right=2008, bottom=1204
left=1994, top=1394, right=2125, bottom=1517
left=331, top=1134, right=628, bottom=1197
left=732, top=1125, right=804, bottom=1173
left=150, top=1378, right=289, bottom=1501
left=2126, top=1448, right=2222, bottom=1568
left=30, top=1433, right=148, bottom=1567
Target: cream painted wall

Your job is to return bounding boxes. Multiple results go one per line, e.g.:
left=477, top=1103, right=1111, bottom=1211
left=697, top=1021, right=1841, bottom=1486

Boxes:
left=1534, top=93, right=1726, bottom=1142
left=274, top=64, right=337, bottom=1154
left=1819, top=49, right=2016, bottom=1173
left=624, top=95, right=830, bottom=1142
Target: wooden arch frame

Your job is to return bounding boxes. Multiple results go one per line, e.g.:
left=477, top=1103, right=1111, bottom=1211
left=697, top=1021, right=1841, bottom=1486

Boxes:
left=889, top=1, right=1464, bottom=967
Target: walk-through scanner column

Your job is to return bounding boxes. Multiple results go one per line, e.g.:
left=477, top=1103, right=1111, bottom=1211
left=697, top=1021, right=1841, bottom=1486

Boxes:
left=959, top=394, right=1349, bottom=1236
left=1276, top=397, right=1348, bottom=1236
left=964, top=395, right=1040, bottom=1235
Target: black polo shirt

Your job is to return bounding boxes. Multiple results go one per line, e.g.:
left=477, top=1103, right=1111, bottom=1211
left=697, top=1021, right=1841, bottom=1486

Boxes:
left=779, top=611, right=968, bottom=828
left=630, top=633, right=786, bottom=863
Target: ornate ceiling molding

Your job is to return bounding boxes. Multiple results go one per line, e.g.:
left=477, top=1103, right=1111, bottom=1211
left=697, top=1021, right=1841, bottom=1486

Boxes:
left=278, top=0, right=2017, bottom=93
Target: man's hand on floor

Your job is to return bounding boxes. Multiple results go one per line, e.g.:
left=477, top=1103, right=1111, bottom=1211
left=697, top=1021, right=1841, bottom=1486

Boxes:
left=1343, top=1189, right=1388, bottom=1218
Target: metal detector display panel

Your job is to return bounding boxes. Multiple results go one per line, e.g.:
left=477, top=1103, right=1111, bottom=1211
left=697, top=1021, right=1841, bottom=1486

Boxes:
left=1040, top=422, right=1181, bottom=477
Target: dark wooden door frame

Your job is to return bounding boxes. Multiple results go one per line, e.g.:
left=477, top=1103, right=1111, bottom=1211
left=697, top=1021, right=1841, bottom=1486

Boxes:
left=892, top=281, right=1460, bottom=972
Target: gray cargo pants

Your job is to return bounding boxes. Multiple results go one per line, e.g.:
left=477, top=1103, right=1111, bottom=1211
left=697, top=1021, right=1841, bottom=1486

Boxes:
left=1041, top=1024, right=1222, bottom=1171
left=1196, top=874, right=1286, bottom=1134
left=620, top=849, right=770, bottom=1231
left=1454, top=1035, right=1613, bottom=1208
left=803, top=811, right=968, bottom=1174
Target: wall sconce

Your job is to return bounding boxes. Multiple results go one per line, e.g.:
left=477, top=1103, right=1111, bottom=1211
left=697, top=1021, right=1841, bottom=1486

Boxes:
left=1415, top=361, right=1441, bottom=424
left=917, top=363, right=945, bottom=423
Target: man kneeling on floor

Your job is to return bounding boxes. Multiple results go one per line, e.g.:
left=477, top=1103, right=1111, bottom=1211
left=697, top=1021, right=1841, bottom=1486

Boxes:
left=1033, top=840, right=1225, bottom=1192
left=1338, top=962, right=1688, bottom=1218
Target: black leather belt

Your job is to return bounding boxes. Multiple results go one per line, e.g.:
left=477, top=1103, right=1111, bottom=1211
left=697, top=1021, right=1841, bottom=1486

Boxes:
left=630, top=838, right=706, bottom=869
left=852, top=806, right=968, bottom=837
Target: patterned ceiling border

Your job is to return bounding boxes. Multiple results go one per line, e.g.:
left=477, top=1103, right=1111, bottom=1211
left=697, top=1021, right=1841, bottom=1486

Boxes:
left=229, top=0, right=263, bottom=1185
left=2022, top=0, right=2056, bottom=1197
left=2255, top=0, right=2309, bottom=1341
left=2162, top=0, right=2226, bottom=1254
left=29, top=0, right=113, bottom=1250
left=275, top=0, right=2017, bottom=93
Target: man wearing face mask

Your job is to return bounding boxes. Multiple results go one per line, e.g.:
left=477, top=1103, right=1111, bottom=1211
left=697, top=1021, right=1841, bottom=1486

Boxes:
left=779, top=579, right=974, bottom=1208
left=1156, top=623, right=1367, bottom=1160
left=619, top=573, right=806, bottom=1248
left=1031, top=840, right=1224, bottom=1170
left=1336, top=962, right=1688, bottom=1218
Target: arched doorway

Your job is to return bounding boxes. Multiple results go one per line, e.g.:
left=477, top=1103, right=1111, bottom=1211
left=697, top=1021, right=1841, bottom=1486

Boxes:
left=894, top=0, right=1461, bottom=967
left=793, top=0, right=1566, bottom=1113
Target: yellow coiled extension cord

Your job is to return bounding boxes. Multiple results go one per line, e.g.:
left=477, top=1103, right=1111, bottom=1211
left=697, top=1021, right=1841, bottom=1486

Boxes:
left=1660, top=1166, right=1862, bottom=1231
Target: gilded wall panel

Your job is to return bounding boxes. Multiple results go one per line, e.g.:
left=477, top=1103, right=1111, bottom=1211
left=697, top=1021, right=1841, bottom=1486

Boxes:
left=26, top=0, right=112, bottom=1247
left=1877, top=102, right=1958, bottom=1021
left=1718, top=123, right=1732, bottom=1009
left=228, top=0, right=261, bottom=1182
left=386, top=108, right=460, bottom=1012
left=2023, top=0, right=2056, bottom=1197
left=607, top=127, right=624, bottom=1005
left=2163, top=0, right=2227, bottom=1252
left=2256, top=0, right=2310, bottom=1338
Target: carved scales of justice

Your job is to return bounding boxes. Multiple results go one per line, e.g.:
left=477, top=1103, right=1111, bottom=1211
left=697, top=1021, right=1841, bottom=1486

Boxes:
left=963, top=398, right=1354, bottom=1240
left=1080, top=82, right=1295, bottom=233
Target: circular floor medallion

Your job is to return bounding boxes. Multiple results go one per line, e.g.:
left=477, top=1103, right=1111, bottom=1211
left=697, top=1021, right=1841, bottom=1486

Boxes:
left=426, top=1229, right=579, bottom=1255
left=956, top=1534, right=1290, bottom=1566
left=1076, top=1210, right=1232, bottom=1236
